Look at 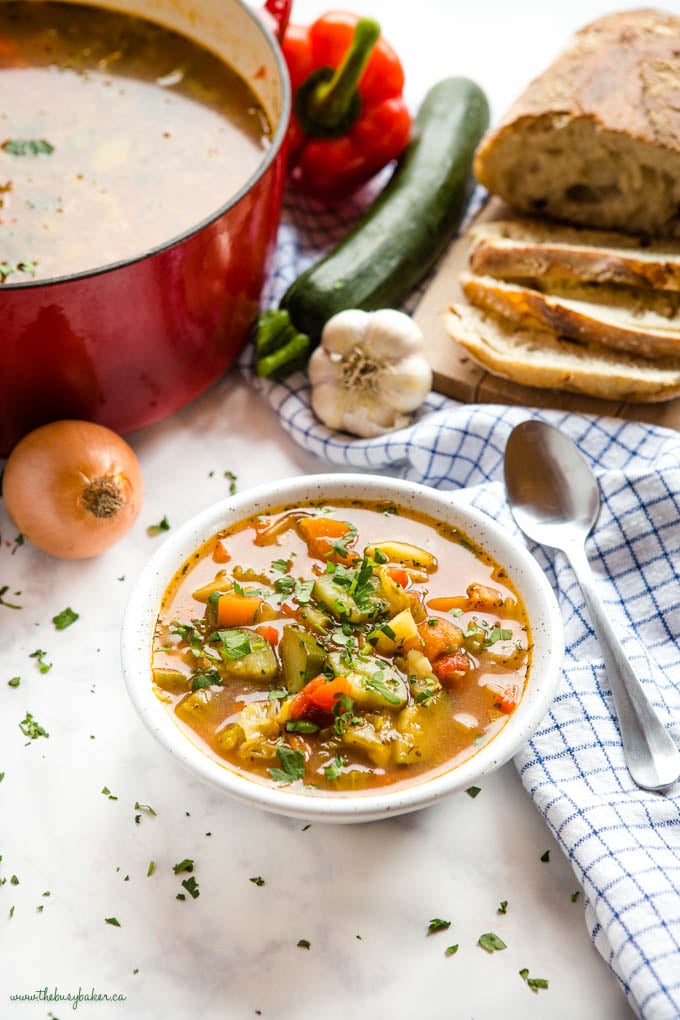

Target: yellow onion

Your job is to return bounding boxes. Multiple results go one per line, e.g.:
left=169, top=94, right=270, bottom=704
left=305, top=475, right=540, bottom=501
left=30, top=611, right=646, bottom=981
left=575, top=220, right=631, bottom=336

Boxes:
left=2, top=420, right=143, bottom=559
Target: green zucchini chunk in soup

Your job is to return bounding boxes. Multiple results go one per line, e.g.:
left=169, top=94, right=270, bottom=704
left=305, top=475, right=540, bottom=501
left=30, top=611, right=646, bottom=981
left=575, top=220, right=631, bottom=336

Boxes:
left=0, top=1, right=272, bottom=282
left=152, top=499, right=532, bottom=796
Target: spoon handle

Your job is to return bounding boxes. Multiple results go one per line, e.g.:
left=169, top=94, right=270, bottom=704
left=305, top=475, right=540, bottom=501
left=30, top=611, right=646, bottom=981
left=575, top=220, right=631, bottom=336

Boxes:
left=565, top=542, right=680, bottom=791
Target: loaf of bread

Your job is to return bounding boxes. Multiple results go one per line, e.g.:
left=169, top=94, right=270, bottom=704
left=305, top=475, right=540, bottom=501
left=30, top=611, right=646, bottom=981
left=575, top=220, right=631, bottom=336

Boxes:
left=469, top=219, right=680, bottom=291
left=444, top=302, right=680, bottom=402
left=460, top=272, right=680, bottom=358
left=473, top=9, right=680, bottom=237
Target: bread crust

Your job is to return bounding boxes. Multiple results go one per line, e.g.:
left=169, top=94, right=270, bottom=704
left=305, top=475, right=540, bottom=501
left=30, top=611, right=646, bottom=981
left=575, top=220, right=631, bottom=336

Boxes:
left=460, top=272, right=680, bottom=358
left=474, top=9, right=680, bottom=236
left=469, top=220, right=680, bottom=291
left=445, top=301, right=680, bottom=403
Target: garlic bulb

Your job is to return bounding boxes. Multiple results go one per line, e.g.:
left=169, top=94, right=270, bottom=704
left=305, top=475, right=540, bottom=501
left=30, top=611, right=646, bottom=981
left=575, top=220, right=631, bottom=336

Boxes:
left=308, top=309, right=432, bottom=438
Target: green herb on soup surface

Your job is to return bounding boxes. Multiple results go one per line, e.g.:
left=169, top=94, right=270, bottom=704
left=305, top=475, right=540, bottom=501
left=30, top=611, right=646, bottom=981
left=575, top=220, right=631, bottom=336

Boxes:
left=0, top=261, right=36, bottom=284
left=152, top=501, right=530, bottom=793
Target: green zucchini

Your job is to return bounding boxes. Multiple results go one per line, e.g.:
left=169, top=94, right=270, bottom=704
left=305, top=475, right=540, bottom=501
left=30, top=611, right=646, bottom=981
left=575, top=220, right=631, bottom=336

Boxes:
left=255, top=76, right=490, bottom=378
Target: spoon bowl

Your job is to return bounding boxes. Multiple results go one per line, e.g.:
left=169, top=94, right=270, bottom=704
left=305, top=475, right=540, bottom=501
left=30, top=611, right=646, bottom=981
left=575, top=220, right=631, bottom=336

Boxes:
left=504, top=419, right=680, bottom=792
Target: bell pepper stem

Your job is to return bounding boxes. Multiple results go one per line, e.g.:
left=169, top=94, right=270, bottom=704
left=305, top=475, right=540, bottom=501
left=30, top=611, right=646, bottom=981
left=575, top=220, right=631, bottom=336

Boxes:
left=302, top=18, right=380, bottom=133
left=254, top=309, right=311, bottom=379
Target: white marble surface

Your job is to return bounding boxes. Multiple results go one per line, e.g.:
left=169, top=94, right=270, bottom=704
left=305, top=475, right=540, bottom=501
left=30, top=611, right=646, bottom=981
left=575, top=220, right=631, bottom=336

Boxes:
left=0, top=1, right=645, bottom=1017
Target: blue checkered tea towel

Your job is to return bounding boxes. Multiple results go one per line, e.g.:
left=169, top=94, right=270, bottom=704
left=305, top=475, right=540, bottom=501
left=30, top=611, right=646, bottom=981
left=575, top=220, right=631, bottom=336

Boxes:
left=241, top=191, right=680, bottom=1020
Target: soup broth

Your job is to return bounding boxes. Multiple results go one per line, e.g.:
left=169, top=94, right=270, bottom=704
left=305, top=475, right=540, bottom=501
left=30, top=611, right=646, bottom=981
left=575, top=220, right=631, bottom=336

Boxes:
left=0, top=1, right=272, bottom=281
left=153, top=499, right=532, bottom=797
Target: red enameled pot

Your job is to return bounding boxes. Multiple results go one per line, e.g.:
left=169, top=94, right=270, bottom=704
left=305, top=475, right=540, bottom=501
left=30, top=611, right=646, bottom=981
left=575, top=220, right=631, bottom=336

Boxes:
left=0, top=0, right=292, bottom=456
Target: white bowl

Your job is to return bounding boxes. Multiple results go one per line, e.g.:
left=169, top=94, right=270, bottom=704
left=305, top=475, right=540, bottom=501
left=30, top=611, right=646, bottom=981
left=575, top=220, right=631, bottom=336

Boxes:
left=121, top=473, right=563, bottom=823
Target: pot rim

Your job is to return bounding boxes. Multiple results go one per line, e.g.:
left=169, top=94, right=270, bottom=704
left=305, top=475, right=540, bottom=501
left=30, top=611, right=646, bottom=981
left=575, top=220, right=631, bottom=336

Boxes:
left=2, top=0, right=292, bottom=292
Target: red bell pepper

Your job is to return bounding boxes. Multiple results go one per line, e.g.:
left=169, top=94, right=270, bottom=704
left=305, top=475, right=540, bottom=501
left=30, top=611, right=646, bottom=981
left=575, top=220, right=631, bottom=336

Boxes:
left=282, top=11, right=411, bottom=200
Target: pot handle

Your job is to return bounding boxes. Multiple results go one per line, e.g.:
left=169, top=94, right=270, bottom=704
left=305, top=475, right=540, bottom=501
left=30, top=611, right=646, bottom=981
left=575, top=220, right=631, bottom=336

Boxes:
left=262, top=0, right=292, bottom=40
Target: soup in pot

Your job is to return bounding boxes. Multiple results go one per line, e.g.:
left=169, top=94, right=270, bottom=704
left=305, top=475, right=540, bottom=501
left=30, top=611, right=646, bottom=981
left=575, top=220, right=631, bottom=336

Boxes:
left=0, top=1, right=272, bottom=282
left=152, top=499, right=532, bottom=796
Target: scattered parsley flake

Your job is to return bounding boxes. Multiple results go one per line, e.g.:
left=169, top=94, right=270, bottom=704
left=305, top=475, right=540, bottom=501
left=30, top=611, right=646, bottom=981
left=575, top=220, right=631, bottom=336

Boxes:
left=8, top=676, right=20, bottom=688
left=29, top=649, right=52, bottom=673
left=147, top=861, right=155, bottom=877
left=0, top=773, right=4, bottom=782
left=52, top=607, right=78, bottom=630
left=466, top=786, right=481, bottom=798
left=271, top=558, right=290, bottom=573
left=181, top=875, right=200, bottom=899
left=134, top=800, right=157, bottom=817
left=297, top=939, right=311, bottom=950
left=172, top=858, right=194, bottom=874
left=427, top=918, right=451, bottom=935
left=540, top=850, right=550, bottom=863
left=19, top=711, right=48, bottom=740
left=445, top=944, right=459, bottom=956
left=224, top=471, right=238, bottom=495
left=571, top=890, right=581, bottom=903
left=249, top=876, right=265, bottom=887
left=519, top=968, right=549, bottom=992
left=2, top=138, right=55, bottom=156
left=497, top=900, right=508, bottom=914
left=10, top=875, right=19, bottom=885
left=324, top=755, right=347, bottom=781
left=11, top=534, right=24, bottom=554
left=0, top=585, right=21, bottom=610
left=101, top=786, right=118, bottom=800
left=478, top=932, right=506, bottom=953
left=147, top=515, right=170, bottom=537
left=105, top=916, right=121, bottom=927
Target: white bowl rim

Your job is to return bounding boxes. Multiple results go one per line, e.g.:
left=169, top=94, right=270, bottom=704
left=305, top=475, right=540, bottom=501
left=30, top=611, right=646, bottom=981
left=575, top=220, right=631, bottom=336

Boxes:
left=120, top=472, right=564, bottom=823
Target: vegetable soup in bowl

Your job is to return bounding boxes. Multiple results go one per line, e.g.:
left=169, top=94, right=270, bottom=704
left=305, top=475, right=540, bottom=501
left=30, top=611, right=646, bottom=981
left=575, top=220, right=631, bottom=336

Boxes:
left=121, top=475, right=564, bottom=823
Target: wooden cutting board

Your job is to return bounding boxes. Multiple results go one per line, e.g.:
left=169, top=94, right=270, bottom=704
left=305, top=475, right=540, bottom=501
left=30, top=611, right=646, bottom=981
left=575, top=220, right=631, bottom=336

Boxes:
left=412, top=196, right=680, bottom=430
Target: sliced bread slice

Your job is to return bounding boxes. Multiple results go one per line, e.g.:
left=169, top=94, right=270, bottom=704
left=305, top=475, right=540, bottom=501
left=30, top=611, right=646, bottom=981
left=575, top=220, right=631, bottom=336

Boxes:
left=460, top=272, right=680, bottom=359
left=469, top=219, right=680, bottom=292
left=444, top=302, right=680, bottom=403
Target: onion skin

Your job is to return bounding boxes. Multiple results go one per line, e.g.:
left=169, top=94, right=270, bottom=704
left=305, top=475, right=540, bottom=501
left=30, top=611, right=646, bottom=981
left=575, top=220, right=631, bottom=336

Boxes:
left=2, top=420, right=144, bottom=559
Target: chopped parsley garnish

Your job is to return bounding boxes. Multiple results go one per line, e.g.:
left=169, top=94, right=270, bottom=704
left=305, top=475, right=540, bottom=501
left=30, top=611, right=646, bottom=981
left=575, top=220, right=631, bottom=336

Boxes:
left=214, top=630, right=251, bottom=660
left=147, top=516, right=170, bottom=537
left=270, top=558, right=290, bottom=573
left=19, top=712, right=48, bottom=740
left=477, top=932, right=506, bottom=953
left=427, top=918, right=451, bottom=935
left=249, top=876, right=265, bottom=887
left=30, top=649, right=52, bottom=674
left=466, top=786, right=481, bottom=798
left=297, top=939, right=311, bottom=950
left=11, top=534, right=24, bottom=554
left=172, top=859, right=194, bottom=874
left=2, top=138, right=55, bottom=156
left=269, top=744, right=306, bottom=784
left=191, top=668, right=222, bottom=691
left=0, top=586, right=22, bottom=610
left=147, top=861, right=156, bottom=877
left=328, top=524, right=357, bottom=559
left=105, top=916, right=121, bottom=927
left=497, top=900, right=508, bottom=914
left=285, top=719, right=319, bottom=734
left=363, top=673, right=402, bottom=705
left=519, top=968, right=549, bottom=992
left=52, top=607, right=79, bottom=630
left=571, top=890, right=580, bottom=903
left=540, top=850, right=550, bottom=863
left=224, top=470, right=238, bottom=495
left=101, top=786, right=118, bottom=800
left=445, top=944, right=459, bottom=956
left=0, top=261, right=36, bottom=284
left=324, top=755, right=347, bottom=781
left=134, top=801, right=157, bottom=817
left=8, top=676, right=20, bottom=688
left=181, top=876, right=200, bottom=899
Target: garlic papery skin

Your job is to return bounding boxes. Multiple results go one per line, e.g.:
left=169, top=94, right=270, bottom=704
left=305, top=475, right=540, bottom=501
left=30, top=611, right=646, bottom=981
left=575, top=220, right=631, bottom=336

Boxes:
left=308, top=309, right=433, bottom=438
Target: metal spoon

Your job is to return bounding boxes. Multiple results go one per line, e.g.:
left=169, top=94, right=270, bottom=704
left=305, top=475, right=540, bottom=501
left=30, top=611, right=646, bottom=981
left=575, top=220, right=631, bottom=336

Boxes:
left=504, top=419, right=680, bottom=791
